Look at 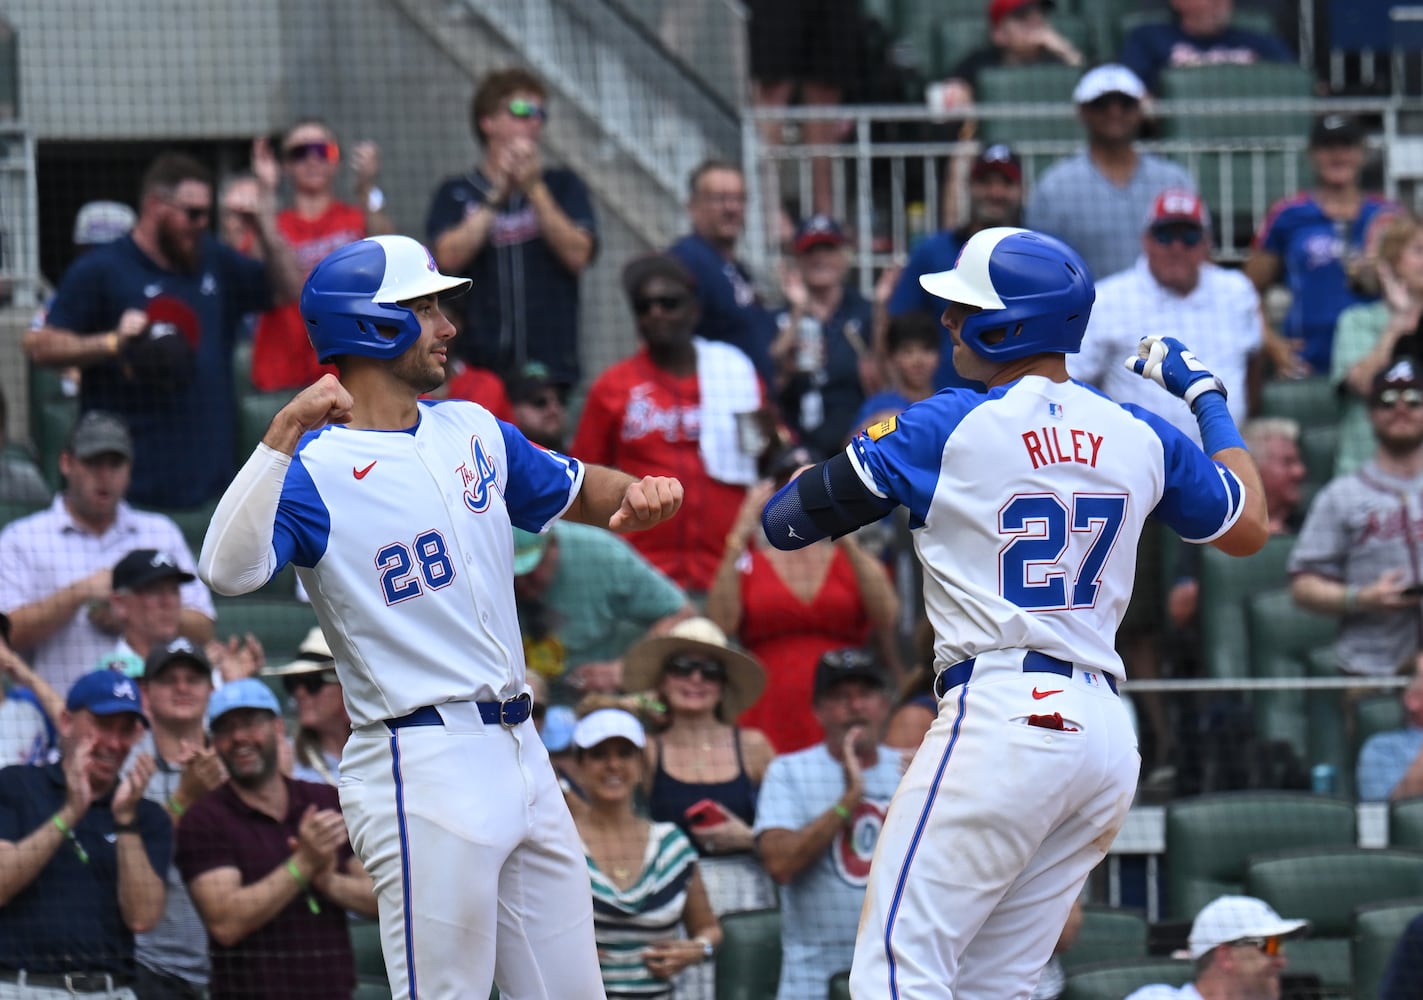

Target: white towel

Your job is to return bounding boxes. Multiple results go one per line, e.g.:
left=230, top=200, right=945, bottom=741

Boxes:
left=694, top=337, right=761, bottom=486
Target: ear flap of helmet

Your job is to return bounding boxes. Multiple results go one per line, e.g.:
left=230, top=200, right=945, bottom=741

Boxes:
left=300, top=240, right=424, bottom=362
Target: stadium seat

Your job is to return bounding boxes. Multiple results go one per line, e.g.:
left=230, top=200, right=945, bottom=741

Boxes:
left=211, top=596, right=318, bottom=660
left=133, top=500, right=219, bottom=560
left=1060, top=905, right=1150, bottom=973
left=239, top=391, right=296, bottom=463
left=828, top=969, right=851, bottom=1000
left=975, top=64, right=1085, bottom=145
left=1244, top=847, right=1423, bottom=993
left=1061, top=959, right=1194, bottom=1000
left=0, top=498, right=45, bottom=533
left=1354, top=898, right=1423, bottom=1000
left=352, top=984, right=392, bottom=1000
left=716, top=907, right=781, bottom=1000
left=1197, top=535, right=1295, bottom=680
left=349, top=918, right=387, bottom=984
left=1165, top=792, right=1356, bottom=921
left=1299, top=422, right=1339, bottom=490
left=1391, top=799, right=1423, bottom=851
left=934, top=15, right=1093, bottom=84
left=1246, top=588, right=1340, bottom=774
left=1259, top=376, right=1340, bottom=432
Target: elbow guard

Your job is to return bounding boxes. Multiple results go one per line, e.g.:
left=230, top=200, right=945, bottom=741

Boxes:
left=761, top=452, right=894, bottom=550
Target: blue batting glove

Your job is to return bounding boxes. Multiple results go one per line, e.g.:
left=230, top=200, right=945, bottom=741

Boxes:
left=1124, top=335, right=1226, bottom=408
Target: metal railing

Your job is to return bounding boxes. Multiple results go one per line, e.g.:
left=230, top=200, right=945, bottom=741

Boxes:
left=742, top=97, right=1415, bottom=290
left=0, top=122, right=39, bottom=308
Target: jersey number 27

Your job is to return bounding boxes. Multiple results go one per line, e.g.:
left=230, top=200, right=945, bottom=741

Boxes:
left=999, top=494, right=1127, bottom=611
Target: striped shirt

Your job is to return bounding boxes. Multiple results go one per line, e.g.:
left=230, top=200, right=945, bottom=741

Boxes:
left=586, top=821, right=698, bottom=999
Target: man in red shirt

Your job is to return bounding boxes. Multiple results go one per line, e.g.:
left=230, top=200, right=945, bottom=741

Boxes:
left=571, top=254, right=766, bottom=594
left=249, top=120, right=393, bottom=392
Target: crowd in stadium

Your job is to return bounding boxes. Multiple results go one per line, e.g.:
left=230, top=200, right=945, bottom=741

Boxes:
left=0, top=0, right=1422, bottom=996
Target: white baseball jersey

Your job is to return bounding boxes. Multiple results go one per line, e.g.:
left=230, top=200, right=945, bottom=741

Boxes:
left=847, top=374, right=1246, bottom=678
left=263, top=399, right=582, bottom=727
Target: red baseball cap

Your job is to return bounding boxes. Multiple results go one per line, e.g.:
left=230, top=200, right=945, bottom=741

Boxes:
left=1146, top=188, right=1210, bottom=231
left=971, top=144, right=1023, bottom=184
left=988, top=0, right=1052, bottom=27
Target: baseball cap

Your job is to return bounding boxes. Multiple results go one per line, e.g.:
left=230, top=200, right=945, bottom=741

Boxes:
left=794, top=214, right=848, bottom=254
left=73, top=200, right=136, bottom=247
left=1146, top=188, right=1210, bottom=232
left=540, top=705, right=578, bottom=753
left=1072, top=64, right=1147, bottom=105
left=143, top=636, right=212, bottom=681
left=1372, top=358, right=1423, bottom=399
left=205, top=677, right=282, bottom=728
left=66, top=670, right=149, bottom=726
left=622, top=253, right=697, bottom=301
left=971, top=144, right=1023, bottom=184
left=812, top=648, right=887, bottom=701
left=573, top=707, right=647, bottom=750
left=112, top=549, right=195, bottom=593
left=262, top=626, right=335, bottom=677
left=512, top=528, right=551, bottom=577
left=505, top=361, right=561, bottom=405
left=66, top=411, right=133, bottom=461
left=988, top=0, right=1052, bottom=27
left=1309, top=113, right=1365, bottom=148
left=1187, top=895, right=1310, bottom=958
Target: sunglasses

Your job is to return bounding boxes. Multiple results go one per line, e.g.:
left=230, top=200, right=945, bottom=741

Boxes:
left=1373, top=387, right=1423, bottom=409
left=1230, top=936, right=1283, bottom=957
left=1086, top=93, right=1140, bottom=112
left=282, top=669, right=338, bottom=696
left=664, top=656, right=727, bottom=683
left=633, top=295, right=686, bottom=316
left=168, top=200, right=211, bottom=224
left=283, top=141, right=339, bottom=164
left=1150, top=225, right=1205, bottom=248
left=521, top=392, right=562, bottom=410
left=508, top=98, right=547, bottom=121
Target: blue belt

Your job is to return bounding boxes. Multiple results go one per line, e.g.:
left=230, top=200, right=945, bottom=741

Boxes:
left=934, top=651, right=1118, bottom=698
left=386, top=694, right=532, bottom=731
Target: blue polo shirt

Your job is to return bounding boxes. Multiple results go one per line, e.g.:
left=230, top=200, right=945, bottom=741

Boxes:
left=667, top=232, right=778, bottom=384
left=0, top=763, right=171, bottom=974
left=886, top=228, right=980, bottom=390
left=425, top=167, right=598, bottom=386
left=45, top=234, right=271, bottom=508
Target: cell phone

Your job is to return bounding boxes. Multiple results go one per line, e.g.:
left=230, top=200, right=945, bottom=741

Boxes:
left=684, top=798, right=729, bottom=829
left=1402, top=584, right=1423, bottom=598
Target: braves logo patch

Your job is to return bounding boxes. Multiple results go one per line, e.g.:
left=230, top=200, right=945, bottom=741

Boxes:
left=457, top=436, right=501, bottom=513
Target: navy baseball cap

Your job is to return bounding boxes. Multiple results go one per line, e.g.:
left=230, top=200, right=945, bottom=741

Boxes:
left=794, top=214, right=848, bottom=254
left=205, top=677, right=282, bottom=728
left=812, top=648, right=886, bottom=701
left=144, top=636, right=213, bottom=681
left=66, top=670, right=149, bottom=726
left=113, top=549, right=196, bottom=592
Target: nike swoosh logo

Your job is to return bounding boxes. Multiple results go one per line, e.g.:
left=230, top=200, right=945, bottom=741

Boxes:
left=353, top=461, right=377, bottom=480
left=1031, top=688, right=1063, bottom=700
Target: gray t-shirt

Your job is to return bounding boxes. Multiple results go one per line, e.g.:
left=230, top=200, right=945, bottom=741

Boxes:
left=1025, top=150, right=1195, bottom=280
left=753, top=744, right=903, bottom=1000
left=1289, top=462, right=1423, bottom=674
left=125, top=731, right=210, bottom=986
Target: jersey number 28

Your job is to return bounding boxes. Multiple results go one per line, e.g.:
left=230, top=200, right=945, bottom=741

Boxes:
left=999, top=494, right=1127, bottom=611
left=376, top=530, right=457, bottom=605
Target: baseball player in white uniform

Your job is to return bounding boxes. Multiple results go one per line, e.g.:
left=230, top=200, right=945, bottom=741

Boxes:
left=760, top=227, right=1270, bottom=999
left=199, top=234, right=682, bottom=1000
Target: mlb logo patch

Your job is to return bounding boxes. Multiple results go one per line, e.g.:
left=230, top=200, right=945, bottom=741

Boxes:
left=1082, top=671, right=1099, bottom=687
left=1048, top=402, right=1064, bottom=420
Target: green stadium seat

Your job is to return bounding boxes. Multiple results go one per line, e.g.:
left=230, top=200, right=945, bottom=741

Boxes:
left=828, top=969, right=851, bottom=1000
left=1061, top=959, right=1194, bottom=1000
left=233, top=339, right=254, bottom=399
left=934, top=15, right=1093, bottom=83
left=1390, top=799, right=1423, bottom=851
left=211, top=596, right=318, bottom=660
left=1165, top=792, right=1356, bottom=921
left=0, top=498, right=46, bottom=533
left=1197, top=535, right=1294, bottom=680
left=1299, top=422, right=1339, bottom=491
left=1060, top=905, right=1149, bottom=974
left=1246, top=588, right=1339, bottom=774
left=350, top=917, right=387, bottom=984
left=716, top=908, right=781, bottom=1000
left=352, top=984, right=392, bottom=1000
left=239, top=391, right=296, bottom=464
left=1245, top=848, right=1423, bottom=994
left=1354, top=898, right=1423, bottom=1000
left=976, top=64, right=1085, bottom=145
left=133, top=500, right=219, bottom=560
left=1259, top=376, right=1340, bottom=431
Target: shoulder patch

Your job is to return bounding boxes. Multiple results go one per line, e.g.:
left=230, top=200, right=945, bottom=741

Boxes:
left=865, top=415, right=898, bottom=441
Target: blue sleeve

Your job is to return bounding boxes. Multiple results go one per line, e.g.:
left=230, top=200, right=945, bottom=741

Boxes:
left=45, top=253, right=109, bottom=332
left=549, top=169, right=598, bottom=240
left=888, top=241, right=936, bottom=317
left=216, top=241, right=273, bottom=319
left=1260, top=206, right=1292, bottom=258
left=1381, top=914, right=1423, bottom=1000
left=848, top=391, right=980, bottom=527
left=273, top=448, right=333, bottom=570
left=499, top=421, right=584, bottom=530
left=1124, top=404, right=1245, bottom=543
left=425, top=178, right=466, bottom=242
left=1355, top=734, right=1404, bottom=802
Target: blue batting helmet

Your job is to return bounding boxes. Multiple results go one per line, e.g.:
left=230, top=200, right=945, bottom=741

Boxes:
left=300, top=235, right=471, bottom=363
left=919, top=227, right=1095, bottom=361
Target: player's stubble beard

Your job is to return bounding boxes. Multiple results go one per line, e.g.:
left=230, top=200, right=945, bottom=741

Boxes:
left=390, top=346, right=448, bottom=395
